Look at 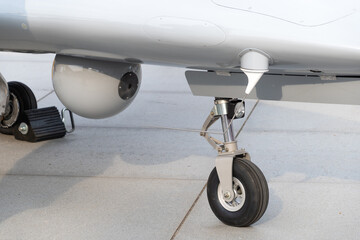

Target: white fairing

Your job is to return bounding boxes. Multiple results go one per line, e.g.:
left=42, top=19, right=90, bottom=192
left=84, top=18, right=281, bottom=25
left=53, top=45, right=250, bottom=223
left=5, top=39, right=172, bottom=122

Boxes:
left=52, top=55, right=141, bottom=119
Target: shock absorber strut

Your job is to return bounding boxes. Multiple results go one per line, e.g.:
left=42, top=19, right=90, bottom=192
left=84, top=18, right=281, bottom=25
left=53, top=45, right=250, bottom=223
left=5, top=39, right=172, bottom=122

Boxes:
left=201, top=98, right=250, bottom=202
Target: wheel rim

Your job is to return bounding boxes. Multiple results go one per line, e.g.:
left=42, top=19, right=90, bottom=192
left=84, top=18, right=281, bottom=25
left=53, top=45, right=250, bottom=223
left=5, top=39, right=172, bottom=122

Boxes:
left=1, top=93, right=20, bottom=128
left=217, top=177, right=246, bottom=212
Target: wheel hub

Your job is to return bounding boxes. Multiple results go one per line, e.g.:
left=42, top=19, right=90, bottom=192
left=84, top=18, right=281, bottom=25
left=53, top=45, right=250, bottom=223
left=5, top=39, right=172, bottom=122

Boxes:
left=217, top=177, right=246, bottom=212
left=0, top=93, right=20, bottom=128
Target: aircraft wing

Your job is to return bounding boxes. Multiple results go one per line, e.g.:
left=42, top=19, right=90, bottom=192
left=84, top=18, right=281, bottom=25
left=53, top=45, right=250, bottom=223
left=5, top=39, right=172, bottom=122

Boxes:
left=1, top=0, right=360, bottom=228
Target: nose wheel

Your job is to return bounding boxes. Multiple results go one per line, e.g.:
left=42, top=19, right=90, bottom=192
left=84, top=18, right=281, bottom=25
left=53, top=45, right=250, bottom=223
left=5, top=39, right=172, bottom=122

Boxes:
left=207, top=157, right=269, bottom=227
left=201, top=98, right=269, bottom=226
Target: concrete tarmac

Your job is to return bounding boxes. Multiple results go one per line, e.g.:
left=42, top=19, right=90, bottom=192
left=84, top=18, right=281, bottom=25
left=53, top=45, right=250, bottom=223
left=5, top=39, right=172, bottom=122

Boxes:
left=0, top=53, right=359, bottom=240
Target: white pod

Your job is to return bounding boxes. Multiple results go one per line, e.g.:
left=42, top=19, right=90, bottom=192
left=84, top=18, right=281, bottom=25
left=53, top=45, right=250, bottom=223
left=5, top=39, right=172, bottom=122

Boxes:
left=52, top=55, right=141, bottom=119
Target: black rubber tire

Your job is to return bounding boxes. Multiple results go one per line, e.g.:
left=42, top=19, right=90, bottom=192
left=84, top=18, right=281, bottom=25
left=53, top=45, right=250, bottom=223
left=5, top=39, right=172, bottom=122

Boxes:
left=207, top=157, right=269, bottom=227
left=0, top=81, right=37, bottom=135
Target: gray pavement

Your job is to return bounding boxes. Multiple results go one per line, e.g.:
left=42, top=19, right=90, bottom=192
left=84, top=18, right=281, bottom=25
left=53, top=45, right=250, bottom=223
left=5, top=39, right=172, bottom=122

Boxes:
left=0, top=52, right=359, bottom=240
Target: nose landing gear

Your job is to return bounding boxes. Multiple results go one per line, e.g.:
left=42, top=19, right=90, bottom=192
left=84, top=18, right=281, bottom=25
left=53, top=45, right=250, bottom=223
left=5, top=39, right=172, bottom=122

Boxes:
left=202, top=98, right=269, bottom=227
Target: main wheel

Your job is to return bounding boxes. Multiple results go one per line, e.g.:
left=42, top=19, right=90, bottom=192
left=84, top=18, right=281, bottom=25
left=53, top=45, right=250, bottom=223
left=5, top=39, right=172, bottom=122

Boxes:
left=207, top=157, right=269, bottom=227
left=0, top=82, right=37, bottom=135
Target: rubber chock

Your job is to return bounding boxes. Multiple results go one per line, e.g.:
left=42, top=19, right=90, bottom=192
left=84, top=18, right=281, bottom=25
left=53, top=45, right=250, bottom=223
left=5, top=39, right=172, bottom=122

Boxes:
left=14, top=106, right=66, bottom=142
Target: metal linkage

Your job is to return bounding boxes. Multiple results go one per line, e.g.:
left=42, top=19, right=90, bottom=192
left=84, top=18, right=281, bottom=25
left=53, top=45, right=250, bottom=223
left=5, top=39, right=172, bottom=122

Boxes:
left=201, top=98, right=250, bottom=202
left=61, top=108, right=75, bottom=133
left=200, top=98, right=245, bottom=153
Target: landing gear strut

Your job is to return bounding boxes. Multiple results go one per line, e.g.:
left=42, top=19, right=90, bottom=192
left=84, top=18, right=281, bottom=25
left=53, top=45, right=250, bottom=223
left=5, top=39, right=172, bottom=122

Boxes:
left=202, top=98, right=269, bottom=227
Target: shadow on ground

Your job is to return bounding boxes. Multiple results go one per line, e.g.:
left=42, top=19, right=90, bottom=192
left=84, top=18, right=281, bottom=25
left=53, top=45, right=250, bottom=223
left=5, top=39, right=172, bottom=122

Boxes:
left=0, top=126, right=213, bottom=224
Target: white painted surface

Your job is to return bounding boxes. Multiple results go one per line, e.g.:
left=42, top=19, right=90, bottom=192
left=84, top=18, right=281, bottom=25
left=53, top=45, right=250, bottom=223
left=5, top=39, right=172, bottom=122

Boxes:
left=0, top=0, right=359, bottom=74
left=212, top=0, right=356, bottom=26
left=52, top=56, right=141, bottom=119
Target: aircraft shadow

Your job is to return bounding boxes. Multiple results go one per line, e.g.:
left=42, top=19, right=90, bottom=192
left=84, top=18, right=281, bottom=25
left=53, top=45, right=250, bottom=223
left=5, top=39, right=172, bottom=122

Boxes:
left=0, top=126, right=216, bottom=224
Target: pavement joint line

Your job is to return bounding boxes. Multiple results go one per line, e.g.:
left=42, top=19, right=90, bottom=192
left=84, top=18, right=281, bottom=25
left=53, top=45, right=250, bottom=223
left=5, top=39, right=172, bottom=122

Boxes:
left=37, top=89, right=54, bottom=102
left=0, top=60, right=53, bottom=63
left=170, top=183, right=207, bottom=240
left=1, top=173, right=358, bottom=186
left=69, top=101, right=263, bottom=134
left=267, top=180, right=360, bottom=185
left=64, top=124, right=360, bottom=135
left=0, top=173, right=207, bottom=182
left=240, top=129, right=360, bottom=134
left=70, top=125, right=224, bottom=134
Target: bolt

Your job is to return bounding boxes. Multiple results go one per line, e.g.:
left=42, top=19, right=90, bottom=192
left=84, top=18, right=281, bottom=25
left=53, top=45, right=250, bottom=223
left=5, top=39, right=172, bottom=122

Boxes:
left=210, top=111, right=214, bottom=116
left=18, top=122, right=29, bottom=135
left=223, top=191, right=231, bottom=199
left=21, top=23, right=28, bottom=30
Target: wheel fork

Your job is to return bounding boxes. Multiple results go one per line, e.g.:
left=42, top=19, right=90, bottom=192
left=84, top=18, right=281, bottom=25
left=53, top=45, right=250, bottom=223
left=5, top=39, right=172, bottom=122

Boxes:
left=201, top=98, right=250, bottom=202
left=0, top=73, right=10, bottom=121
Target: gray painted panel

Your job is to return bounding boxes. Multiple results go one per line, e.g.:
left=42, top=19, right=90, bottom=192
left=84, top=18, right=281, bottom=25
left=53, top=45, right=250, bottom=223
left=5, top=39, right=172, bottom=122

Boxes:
left=186, top=71, right=360, bottom=105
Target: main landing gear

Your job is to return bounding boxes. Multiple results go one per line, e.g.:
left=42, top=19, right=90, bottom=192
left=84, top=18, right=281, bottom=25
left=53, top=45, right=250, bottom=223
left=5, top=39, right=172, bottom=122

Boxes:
left=0, top=81, right=38, bottom=135
left=0, top=73, right=69, bottom=142
left=202, top=98, right=269, bottom=227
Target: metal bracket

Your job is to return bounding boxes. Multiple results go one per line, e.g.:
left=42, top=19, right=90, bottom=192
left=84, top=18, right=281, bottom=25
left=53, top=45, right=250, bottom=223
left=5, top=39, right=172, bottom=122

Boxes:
left=216, top=154, right=235, bottom=201
left=200, top=108, right=223, bottom=152
left=216, top=149, right=251, bottom=202
left=0, top=73, right=9, bottom=121
left=200, top=100, right=244, bottom=153
left=61, top=108, right=75, bottom=133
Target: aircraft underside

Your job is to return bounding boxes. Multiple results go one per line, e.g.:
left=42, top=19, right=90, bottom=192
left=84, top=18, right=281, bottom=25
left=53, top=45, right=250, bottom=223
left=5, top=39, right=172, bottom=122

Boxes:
left=1, top=0, right=360, bottom=227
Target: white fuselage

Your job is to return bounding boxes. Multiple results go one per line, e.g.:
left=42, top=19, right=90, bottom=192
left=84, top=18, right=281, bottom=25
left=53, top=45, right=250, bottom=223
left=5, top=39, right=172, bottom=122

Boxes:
left=0, top=0, right=360, bottom=75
